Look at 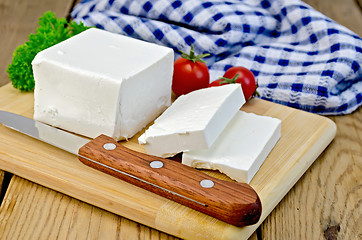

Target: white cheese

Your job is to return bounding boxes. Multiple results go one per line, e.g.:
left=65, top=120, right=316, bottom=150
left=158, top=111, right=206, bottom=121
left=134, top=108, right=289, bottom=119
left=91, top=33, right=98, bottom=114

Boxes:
left=138, top=84, right=245, bottom=157
left=182, top=111, right=281, bottom=183
left=32, top=28, right=174, bottom=140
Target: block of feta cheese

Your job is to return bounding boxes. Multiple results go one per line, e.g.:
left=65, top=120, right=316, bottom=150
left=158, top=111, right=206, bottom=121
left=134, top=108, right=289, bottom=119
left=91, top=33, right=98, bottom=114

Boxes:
left=182, top=111, right=281, bottom=183
left=138, top=84, right=245, bottom=157
left=32, top=28, right=174, bottom=140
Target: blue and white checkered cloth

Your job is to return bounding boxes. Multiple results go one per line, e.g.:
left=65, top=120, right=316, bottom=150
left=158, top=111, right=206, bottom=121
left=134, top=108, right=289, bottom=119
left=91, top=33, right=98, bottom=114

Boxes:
left=71, top=0, right=362, bottom=115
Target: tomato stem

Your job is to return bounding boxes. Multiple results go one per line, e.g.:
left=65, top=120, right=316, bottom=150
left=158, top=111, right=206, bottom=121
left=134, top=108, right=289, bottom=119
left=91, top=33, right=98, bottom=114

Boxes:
left=219, top=73, right=240, bottom=84
left=180, top=43, right=210, bottom=64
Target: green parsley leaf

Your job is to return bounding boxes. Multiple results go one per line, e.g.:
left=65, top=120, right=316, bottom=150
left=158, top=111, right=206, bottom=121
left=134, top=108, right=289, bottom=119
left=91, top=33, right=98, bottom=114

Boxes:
left=7, top=11, right=91, bottom=91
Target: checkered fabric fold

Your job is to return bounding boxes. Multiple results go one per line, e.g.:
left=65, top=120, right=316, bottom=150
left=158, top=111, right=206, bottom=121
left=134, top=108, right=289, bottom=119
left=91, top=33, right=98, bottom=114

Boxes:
left=71, top=0, right=362, bottom=115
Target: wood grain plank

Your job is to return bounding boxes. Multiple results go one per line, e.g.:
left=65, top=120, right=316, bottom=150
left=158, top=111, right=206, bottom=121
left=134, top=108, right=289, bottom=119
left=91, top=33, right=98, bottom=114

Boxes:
left=0, top=176, right=179, bottom=240
left=0, top=0, right=76, bottom=87
left=259, top=1, right=362, bottom=240
left=302, top=0, right=362, bottom=36
left=259, top=107, right=362, bottom=239
left=0, top=1, right=360, bottom=239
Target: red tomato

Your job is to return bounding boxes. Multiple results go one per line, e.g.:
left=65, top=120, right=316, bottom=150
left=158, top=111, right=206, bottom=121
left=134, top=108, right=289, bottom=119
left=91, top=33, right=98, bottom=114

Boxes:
left=209, top=66, right=257, bottom=100
left=172, top=44, right=210, bottom=96
left=224, top=66, right=256, bottom=100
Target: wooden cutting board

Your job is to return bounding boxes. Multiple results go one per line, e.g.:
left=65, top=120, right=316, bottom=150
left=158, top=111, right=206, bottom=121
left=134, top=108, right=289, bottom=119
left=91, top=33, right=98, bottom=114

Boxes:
left=0, top=83, right=336, bottom=240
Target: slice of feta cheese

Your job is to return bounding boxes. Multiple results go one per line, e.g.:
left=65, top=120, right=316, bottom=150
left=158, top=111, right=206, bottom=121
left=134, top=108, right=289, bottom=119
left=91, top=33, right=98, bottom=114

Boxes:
left=32, top=28, right=174, bottom=140
left=138, top=84, right=245, bottom=157
left=182, top=111, right=281, bottom=183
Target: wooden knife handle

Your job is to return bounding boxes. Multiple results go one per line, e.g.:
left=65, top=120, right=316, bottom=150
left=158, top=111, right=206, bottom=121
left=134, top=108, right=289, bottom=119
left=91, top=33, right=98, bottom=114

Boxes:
left=78, top=134, right=262, bottom=227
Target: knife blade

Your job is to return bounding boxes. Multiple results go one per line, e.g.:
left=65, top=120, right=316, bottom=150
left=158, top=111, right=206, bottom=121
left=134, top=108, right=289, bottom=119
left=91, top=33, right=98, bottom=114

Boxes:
left=0, top=110, right=261, bottom=227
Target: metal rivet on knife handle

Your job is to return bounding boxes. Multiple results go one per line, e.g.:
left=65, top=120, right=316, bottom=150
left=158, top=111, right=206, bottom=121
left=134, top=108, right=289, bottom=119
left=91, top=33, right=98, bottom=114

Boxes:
left=150, top=160, right=164, bottom=169
left=103, top=143, right=116, bottom=150
left=200, top=179, right=214, bottom=188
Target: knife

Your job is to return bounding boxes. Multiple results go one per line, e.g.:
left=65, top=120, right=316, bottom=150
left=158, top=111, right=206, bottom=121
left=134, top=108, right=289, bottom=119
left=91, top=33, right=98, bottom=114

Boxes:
left=0, top=110, right=261, bottom=227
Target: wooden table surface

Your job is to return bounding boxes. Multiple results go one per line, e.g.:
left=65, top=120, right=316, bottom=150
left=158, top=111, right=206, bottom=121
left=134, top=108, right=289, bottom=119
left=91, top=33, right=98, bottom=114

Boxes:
left=0, top=0, right=361, bottom=239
